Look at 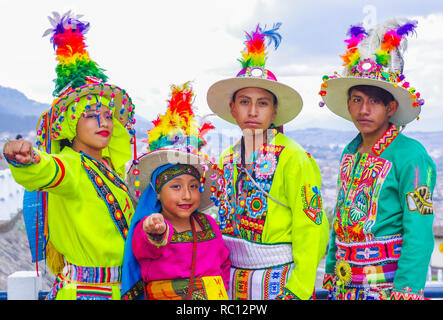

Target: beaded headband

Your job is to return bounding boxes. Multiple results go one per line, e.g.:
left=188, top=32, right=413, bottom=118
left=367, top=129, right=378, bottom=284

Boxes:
left=154, top=164, right=201, bottom=193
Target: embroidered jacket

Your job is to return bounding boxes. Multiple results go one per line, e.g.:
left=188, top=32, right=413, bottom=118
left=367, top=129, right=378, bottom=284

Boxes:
left=7, top=146, right=135, bottom=268
left=323, top=124, right=436, bottom=300
left=218, top=132, right=329, bottom=300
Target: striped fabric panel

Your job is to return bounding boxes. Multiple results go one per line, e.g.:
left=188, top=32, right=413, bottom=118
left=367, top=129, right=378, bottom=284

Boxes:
left=76, top=285, right=113, bottom=300
left=41, top=156, right=66, bottom=189
left=64, top=261, right=122, bottom=284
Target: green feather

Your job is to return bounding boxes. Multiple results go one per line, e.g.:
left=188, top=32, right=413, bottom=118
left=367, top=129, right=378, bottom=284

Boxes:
left=375, top=50, right=391, bottom=66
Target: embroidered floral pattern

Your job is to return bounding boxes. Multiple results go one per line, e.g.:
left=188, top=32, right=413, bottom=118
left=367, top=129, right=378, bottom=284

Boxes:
left=171, top=213, right=216, bottom=243
left=334, top=152, right=392, bottom=242
left=219, top=142, right=285, bottom=242
left=301, top=185, right=323, bottom=225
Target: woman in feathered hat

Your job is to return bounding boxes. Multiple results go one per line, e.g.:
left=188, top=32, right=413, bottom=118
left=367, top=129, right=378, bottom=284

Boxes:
left=3, top=11, right=137, bottom=300
left=206, top=23, right=329, bottom=300
left=121, top=82, right=230, bottom=300
left=319, top=18, right=436, bottom=300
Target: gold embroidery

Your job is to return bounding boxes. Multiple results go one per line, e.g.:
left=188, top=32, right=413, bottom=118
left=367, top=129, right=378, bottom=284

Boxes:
left=406, top=185, right=433, bottom=215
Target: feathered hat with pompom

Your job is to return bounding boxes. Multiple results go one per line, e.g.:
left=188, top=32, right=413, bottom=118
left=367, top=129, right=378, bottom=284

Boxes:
left=207, top=23, right=302, bottom=126
left=126, top=82, right=224, bottom=210
left=319, top=18, right=423, bottom=126
left=37, top=11, right=136, bottom=177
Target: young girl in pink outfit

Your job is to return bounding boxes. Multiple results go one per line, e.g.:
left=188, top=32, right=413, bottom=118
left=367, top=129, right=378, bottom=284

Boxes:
left=121, top=83, right=230, bottom=300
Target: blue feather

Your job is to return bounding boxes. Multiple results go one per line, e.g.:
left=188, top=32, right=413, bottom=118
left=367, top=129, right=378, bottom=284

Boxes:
left=347, top=25, right=367, bottom=37
left=260, top=22, right=283, bottom=50
left=397, top=21, right=417, bottom=36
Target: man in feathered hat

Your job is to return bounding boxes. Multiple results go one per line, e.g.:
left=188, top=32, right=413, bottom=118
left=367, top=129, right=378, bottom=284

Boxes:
left=3, top=11, right=137, bottom=300
left=206, top=23, right=329, bottom=300
left=319, top=19, right=436, bottom=300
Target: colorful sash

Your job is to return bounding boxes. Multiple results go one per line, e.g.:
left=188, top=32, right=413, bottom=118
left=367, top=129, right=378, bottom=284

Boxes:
left=81, top=153, right=130, bottom=240
left=335, top=235, right=402, bottom=265
left=46, top=261, right=122, bottom=300
left=329, top=235, right=403, bottom=300
left=145, top=276, right=228, bottom=300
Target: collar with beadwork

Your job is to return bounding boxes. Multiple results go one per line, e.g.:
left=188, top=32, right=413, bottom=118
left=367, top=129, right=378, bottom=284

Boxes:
left=348, top=123, right=400, bottom=156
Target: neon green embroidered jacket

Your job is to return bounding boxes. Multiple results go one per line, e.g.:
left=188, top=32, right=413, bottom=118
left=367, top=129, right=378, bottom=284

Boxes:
left=8, top=146, right=135, bottom=268
left=324, top=124, right=436, bottom=299
left=218, top=132, right=329, bottom=300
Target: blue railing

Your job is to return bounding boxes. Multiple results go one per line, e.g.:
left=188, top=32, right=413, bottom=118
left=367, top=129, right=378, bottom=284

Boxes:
left=1, top=287, right=443, bottom=300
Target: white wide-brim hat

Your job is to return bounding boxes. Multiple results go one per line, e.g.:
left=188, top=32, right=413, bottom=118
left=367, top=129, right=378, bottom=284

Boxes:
left=126, top=149, right=223, bottom=211
left=322, top=76, right=421, bottom=126
left=207, top=69, right=303, bottom=127
left=320, top=18, right=424, bottom=127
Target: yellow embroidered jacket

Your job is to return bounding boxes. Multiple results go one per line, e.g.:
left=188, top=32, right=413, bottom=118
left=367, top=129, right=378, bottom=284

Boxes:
left=218, top=132, right=329, bottom=300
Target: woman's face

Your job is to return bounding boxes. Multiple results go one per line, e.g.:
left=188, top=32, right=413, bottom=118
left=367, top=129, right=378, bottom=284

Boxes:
left=73, top=104, right=114, bottom=153
left=158, top=174, right=201, bottom=221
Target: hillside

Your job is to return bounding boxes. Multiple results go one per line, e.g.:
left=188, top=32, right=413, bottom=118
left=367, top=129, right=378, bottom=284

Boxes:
left=0, top=84, right=152, bottom=136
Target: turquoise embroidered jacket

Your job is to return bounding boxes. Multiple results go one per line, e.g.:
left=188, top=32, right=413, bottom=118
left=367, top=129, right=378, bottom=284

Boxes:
left=324, top=124, right=436, bottom=299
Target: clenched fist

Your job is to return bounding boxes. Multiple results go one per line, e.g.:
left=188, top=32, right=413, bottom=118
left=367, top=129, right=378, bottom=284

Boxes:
left=3, top=139, right=35, bottom=164
left=142, top=213, right=167, bottom=235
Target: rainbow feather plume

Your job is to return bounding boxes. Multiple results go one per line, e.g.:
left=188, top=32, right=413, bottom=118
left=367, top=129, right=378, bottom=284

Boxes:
left=147, top=82, right=214, bottom=152
left=43, top=11, right=108, bottom=97
left=373, top=20, right=417, bottom=67
left=238, top=23, right=282, bottom=69
left=341, top=25, right=367, bottom=69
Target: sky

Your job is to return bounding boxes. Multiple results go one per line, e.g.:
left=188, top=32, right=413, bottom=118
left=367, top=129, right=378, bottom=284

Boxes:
left=0, top=0, right=442, bottom=133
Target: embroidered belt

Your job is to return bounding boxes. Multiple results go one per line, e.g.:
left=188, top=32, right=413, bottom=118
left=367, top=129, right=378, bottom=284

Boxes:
left=222, top=235, right=293, bottom=269
left=335, top=235, right=402, bottom=266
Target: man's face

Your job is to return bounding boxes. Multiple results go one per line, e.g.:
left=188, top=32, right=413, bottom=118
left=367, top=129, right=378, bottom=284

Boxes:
left=229, top=87, right=277, bottom=136
left=347, top=88, right=398, bottom=135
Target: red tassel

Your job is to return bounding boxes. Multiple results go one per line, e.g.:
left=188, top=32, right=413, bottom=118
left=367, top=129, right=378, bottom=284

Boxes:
left=35, top=191, right=39, bottom=277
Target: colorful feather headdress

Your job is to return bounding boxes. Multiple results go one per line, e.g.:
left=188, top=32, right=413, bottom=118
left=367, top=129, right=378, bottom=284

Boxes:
left=319, top=18, right=424, bottom=126
left=36, top=11, right=136, bottom=154
left=127, top=82, right=223, bottom=208
left=43, top=11, right=108, bottom=97
left=147, top=82, right=214, bottom=153
left=236, top=23, right=282, bottom=80
left=207, top=22, right=303, bottom=126
left=338, top=19, right=417, bottom=78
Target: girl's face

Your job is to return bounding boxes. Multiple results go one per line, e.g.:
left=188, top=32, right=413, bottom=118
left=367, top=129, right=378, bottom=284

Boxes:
left=158, top=174, right=201, bottom=221
left=73, top=104, right=114, bottom=153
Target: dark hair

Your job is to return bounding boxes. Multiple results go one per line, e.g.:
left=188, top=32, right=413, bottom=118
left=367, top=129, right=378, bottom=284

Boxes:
left=232, top=88, right=278, bottom=105
left=347, top=85, right=395, bottom=106
left=60, top=139, right=73, bottom=151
